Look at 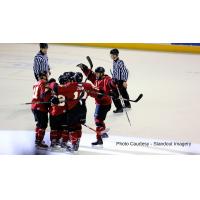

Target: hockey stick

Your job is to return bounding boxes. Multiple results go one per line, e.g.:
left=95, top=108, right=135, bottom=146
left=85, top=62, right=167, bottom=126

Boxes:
left=124, top=93, right=143, bottom=103
left=24, top=98, right=84, bottom=105
left=83, top=124, right=109, bottom=135
left=109, top=68, right=143, bottom=103
left=86, top=56, right=93, bottom=69
left=77, top=56, right=94, bottom=101
left=85, top=56, right=93, bottom=82
left=23, top=102, right=50, bottom=105
left=86, top=90, right=143, bottom=103
left=62, top=124, right=97, bottom=133
left=110, top=69, right=131, bottom=126
left=116, top=84, right=132, bottom=126
left=83, top=124, right=96, bottom=132
left=62, top=124, right=108, bottom=135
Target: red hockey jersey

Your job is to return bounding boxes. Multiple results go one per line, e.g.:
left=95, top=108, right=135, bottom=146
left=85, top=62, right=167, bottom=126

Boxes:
left=64, top=82, right=96, bottom=110
left=49, top=82, right=97, bottom=115
left=48, top=82, right=67, bottom=116
left=82, top=68, right=115, bottom=105
left=31, top=80, right=50, bottom=112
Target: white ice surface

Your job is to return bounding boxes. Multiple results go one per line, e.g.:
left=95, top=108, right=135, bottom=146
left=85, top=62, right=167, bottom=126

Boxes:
left=0, top=130, right=199, bottom=155
left=0, top=44, right=200, bottom=154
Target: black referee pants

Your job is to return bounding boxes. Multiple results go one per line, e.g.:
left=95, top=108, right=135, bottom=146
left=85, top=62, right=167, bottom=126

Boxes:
left=112, top=80, right=131, bottom=110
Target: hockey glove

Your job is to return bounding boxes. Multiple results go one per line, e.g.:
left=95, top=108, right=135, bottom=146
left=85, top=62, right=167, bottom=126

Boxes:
left=109, top=90, right=118, bottom=99
left=97, top=89, right=105, bottom=99
left=76, top=63, right=89, bottom=71
left=80, top=118, right=86, bottom=125
left=112, top=78, right=119, bottom=85
left=51, top=96, right=60, bottom=105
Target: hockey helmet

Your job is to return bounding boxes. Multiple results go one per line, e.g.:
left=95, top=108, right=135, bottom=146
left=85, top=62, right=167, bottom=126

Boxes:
left=95, top=66, right=105, bottom=73
left=73, top=72, right=83, bottom=83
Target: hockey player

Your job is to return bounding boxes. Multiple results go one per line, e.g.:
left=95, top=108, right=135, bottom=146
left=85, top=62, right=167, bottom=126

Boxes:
left=63, top=72, right=88, bottom=152
left=48, top=75, right=69, bottom=149
left=51, top=72, right=99, bottom=151
left=77, top=64, right=117, bottom=146
left=31, top=71, right=50, bottom=149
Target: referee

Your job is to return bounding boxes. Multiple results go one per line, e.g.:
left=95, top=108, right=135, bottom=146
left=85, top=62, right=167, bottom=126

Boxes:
left=33, top=43, right=51, bottom=81
left=110, top=48, right=131, bottom=113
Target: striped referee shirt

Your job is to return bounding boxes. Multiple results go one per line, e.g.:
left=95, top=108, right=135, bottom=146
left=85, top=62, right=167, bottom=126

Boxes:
left=33, top=51, right=50, bottom=75
left=112, top=58, right=129, bottom=81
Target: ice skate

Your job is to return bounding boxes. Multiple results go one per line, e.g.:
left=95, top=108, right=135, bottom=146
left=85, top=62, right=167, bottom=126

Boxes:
left=66, top=141, right=80, bottom=152
left=73, top=139, right=80, bottom=151
left=113, top=108, right=123, bottom=113
left=125, top=104, right=131, bottom=109
left=60, top=142, right=68, bottom=148
left=99, top=128, right=110, bottom=139
left=50, top=139, right=61, bottom=151
left=66, top=142, right=75, bottom=153
left=101, top=132, right=109, bottom=138
left=91, top=138, right=103, bottom=146
left=35, top=140, right=48, bottom=150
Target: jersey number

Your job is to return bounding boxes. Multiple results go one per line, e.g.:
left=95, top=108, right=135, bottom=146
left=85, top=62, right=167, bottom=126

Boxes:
left=57, top=95, right=65, bottom=106
left=33, top=86, right=39, bottom=99
left=73, top=91, right=87, bottom=99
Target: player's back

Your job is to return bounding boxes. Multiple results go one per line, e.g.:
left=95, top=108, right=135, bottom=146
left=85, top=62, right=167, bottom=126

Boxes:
left=48, top=82, right=67, bottom=116
left=31, top=79, right=48, bottom=112
left=63, top=82, right=90, bottom=110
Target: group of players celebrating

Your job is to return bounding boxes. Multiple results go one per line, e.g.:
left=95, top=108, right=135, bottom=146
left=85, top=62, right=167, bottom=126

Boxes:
left=31, top=62, right=119, bottom=152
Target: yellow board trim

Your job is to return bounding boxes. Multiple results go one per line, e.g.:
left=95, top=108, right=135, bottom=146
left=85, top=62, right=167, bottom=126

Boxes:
left=64, top=43, right=200, bottom=54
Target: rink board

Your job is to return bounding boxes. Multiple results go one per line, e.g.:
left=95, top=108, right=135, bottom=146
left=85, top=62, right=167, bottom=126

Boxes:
left=66, top=43, right=200, bottom=54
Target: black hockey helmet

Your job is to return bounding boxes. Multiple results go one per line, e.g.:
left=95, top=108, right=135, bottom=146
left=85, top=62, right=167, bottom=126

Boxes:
left=95, top=66, right=105, bottom=73
left=58, top=75, right=68, bottom=85
left=63, top=71, right=75, bottom=77
left=38, top=71, right=48, bottom=79
left=48, top=78, right=56, bottom=84
left=110, top=48, right=119, bottom=56
left=63, top=71, right=76, bottom=82
left=40, top=43, right=48, bottom=49
left=73, top=72, right=83, bottom=83
left=63, top=72, right=69, bottom=76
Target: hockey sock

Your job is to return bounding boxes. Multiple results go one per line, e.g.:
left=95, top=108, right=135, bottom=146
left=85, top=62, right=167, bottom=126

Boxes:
left=50, top=130, right=59, bottom=141
left=61, top=130, right=69, bottom=142
left=36, top=128, right=45, bottom=142
left=69, top=130, right=82, bottom=145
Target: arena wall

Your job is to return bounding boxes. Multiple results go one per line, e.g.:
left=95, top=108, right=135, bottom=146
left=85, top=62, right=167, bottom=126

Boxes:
left=65, top=43, right=200, bottom=54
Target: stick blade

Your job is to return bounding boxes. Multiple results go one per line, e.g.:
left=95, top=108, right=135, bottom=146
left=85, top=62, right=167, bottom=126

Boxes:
left=86, top=56, right=93, bottom=69
left=134, top=94, right=143, bottom=102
